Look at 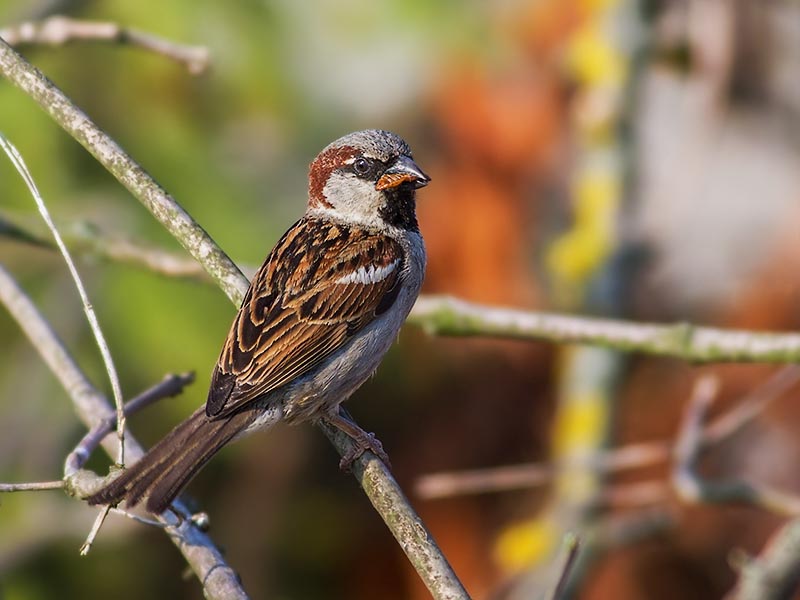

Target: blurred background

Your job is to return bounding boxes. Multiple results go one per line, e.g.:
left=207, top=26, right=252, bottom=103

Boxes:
left=2, top=0, right=800, bottom=598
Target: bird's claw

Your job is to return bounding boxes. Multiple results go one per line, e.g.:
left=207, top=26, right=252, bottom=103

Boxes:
left=338, top=431, right=391, bottom=472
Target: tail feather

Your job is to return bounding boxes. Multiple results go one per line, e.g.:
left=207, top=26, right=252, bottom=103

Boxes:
left=86, top=406, right=255, bottom=514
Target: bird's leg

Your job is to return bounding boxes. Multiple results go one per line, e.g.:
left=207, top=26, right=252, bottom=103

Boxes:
left=323, top=407, right=391, bottom=471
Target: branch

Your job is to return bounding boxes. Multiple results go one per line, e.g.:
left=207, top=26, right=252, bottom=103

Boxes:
left=418, top=365, right=800, bottom=500
left=7, top=210, right=800, bottom=367
left=1, top=134, right=127, bottom=466
left=0, top=211, right=257, bottom=280
left=0, top=38, right=468, bottom=600
left=0, top=15, right=210, bottom=74
left=728, top=518, right=800, bottom=600
left=0, top=481, right=64, bottom=492
left=0, top=263, right=248, bottom=600
left=672, top=376, right=800, bottom=516
left=410, top=296, right=800, bottom=363
left=545, top=534, right=581, bottom=600
left=319, top=423, right=470, bottom=599
left=1, top=374, right=192, bottom=490
left=64, top=372, right=195, bottom=476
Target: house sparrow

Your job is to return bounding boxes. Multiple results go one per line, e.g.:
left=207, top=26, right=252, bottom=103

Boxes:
left=87, top=129, right=429, bottom=514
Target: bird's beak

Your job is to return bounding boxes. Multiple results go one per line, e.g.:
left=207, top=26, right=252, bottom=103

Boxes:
left=375, top=155, right=431, bottom=190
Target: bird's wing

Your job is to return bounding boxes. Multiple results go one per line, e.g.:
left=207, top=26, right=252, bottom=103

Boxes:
left=206, top=217, right=404, bottom=418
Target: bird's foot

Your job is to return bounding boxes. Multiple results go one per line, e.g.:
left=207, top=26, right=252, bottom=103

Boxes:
left=338, top=430, right=391, bottom=472
left=323, top=408, right=392, bottom=472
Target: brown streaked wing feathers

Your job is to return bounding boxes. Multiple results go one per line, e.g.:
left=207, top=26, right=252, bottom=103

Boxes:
left=206, top=218, right=404, bottom=418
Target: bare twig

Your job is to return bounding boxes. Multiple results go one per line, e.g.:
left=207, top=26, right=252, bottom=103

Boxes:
left=64, top=372, right=195, bottom=476
left=556, top=509, right=676, bottom=599
left=705, top=365, right=800, bottom=443
left=416, top=442, right=668, bottom=499
left=545, top=534, right=581, bottom=600
left=0, top=15, right=210, bottom=74
left=418, top=365, right=799, bottom=500
left=0, top=38, right=467, bottom=599
left=673, top=376, right=800, bottom=516
left=0, top=263, right=248, bottom=599
left=2, top=141, right=126, bottom=469
left=728, top=518, right=800, bottom=600
left=0, top=211, right=259, bottom=281
left=0, top=481, right=65, bottom=492
left=598, top=481, right=671, bottom=508
left=80, top=505, right=110, bottom=556
left=109, top=507, right=167, bottom=529
left=0, top=133, right=128, bottom=467
left=410, top=296, right=800, bottom=363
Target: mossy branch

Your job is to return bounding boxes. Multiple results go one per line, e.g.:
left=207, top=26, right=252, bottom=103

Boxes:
left=410, top=296, right=800, bottom=363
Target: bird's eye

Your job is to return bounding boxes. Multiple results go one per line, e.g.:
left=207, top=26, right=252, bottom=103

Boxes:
left=353, top=158, right=370, bottom=176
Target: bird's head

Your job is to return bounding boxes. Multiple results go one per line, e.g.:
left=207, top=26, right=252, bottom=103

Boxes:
left=307, top=129, right=430, bottom=231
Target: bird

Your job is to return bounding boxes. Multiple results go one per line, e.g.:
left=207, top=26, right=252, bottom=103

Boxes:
left=86, top=129, right=429, bottom=514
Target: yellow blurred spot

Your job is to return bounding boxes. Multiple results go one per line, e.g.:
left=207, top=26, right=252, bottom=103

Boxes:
left=579, top=0, right=621, bottom=13
left=566, top=23, right=626, bottom=87
left=545, top=170, right=619, bottom=294
left=552, top=392, right=609, bottom=456
left=495, top=518, right=558, bottom=573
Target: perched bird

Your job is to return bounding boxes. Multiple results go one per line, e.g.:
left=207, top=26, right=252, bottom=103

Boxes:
left=87, top=130, right=429, bottom=514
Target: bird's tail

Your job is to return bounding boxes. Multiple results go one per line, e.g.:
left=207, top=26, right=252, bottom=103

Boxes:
left=86, top=406, right=255, bottom=514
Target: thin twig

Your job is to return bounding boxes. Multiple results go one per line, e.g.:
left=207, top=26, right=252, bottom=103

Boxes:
left=64, top=372, right=195, bottom=476
left=0, top=134, right=127, bottom=468
left=727, top=518, right=800, bottom=600
left=597, top=481, right=671, bottom=508
left=0, top=263, right=248, bottom=599
left=80, top=505, right=110, bottom=556
left=0, top=481, right=65, bottom=492
left=0, top=211, right=208, bottom=279
left=545, top=534, right=581, bottom=600
left=0, top=211, right=254, bottom=281
left=705, top=365, right=800, bottom=443
left=416, top=441, right=669, bottom=500
left=0, top=15, right=210, bottom=74
left=673, top=376, right=800, bottom=516
left=417, top=365, right=798, bottom=500
left=109, top=507, right=167, bottom=529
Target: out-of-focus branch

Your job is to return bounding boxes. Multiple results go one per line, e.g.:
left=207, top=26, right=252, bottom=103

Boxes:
left=672, top=376, right=800, bottom=517
left=728, top=518, right=800, bottom=600
left=0, top=262, right=248, bottom=600
left=544, top=534, right=581, bottom=600
left=410, top=296, right=800, bottom=363
left=0, top=39, right=468, bottom=600
left=0, top=15, right=210, bottom=74
left=0, top=211, right=256, bottom=281
left=419, top=366, right=800, bottom=500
